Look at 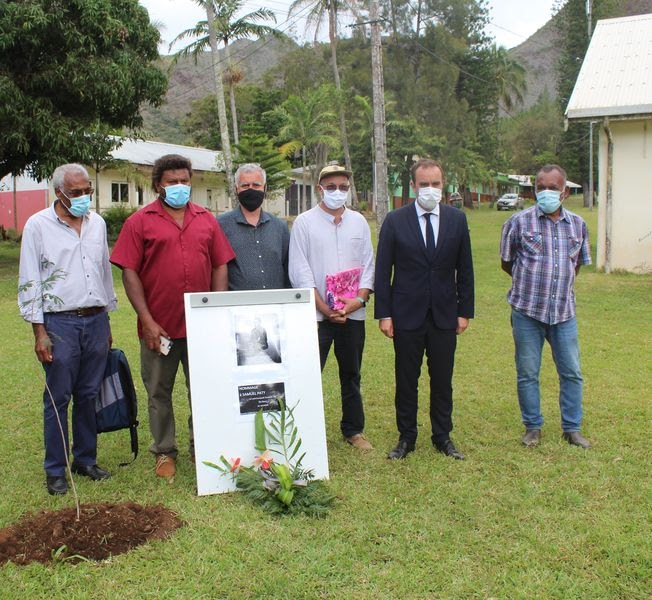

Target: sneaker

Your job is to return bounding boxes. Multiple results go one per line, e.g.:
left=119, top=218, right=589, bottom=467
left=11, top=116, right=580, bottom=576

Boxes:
left=345, top=433, right=373, bottom=450
left=155, top=454, right=176, bottom=479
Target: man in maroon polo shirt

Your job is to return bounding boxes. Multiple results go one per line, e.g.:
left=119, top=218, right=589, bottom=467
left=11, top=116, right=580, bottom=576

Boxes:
left=111, top=154, right=235, bottom=480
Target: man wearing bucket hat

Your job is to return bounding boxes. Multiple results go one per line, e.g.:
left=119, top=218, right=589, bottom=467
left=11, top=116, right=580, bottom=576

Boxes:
left=289, top=164, right=375, bottom=451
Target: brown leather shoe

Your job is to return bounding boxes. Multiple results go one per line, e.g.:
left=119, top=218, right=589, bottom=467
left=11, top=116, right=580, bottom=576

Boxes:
left=562, top=431, right=591, bottom=449
left=155, top=454, right=176, bottom=479
left=522, top=429, right=541, bottom=447
left=345, top=433, right=373, bottom=450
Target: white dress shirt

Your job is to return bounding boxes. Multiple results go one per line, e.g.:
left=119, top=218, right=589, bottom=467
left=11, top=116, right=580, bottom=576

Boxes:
left=18, top=204, right=117, bottom=323
left=289, top=205, right=375, bottom=321
left=414, top=201, right=440, bottom=247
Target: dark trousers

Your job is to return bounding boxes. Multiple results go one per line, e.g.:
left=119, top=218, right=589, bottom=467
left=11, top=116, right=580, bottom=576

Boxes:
left=393, top=313, right=457, bottom=445
left=140, top=338, right=192, bottom=460
left=42, top=312, right=110, bottom=476
left=318, top=319, right=366, bottom=437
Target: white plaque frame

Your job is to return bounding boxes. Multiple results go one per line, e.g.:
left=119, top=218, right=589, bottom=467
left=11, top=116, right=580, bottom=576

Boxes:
left=185, top=288, right=329, bottom=496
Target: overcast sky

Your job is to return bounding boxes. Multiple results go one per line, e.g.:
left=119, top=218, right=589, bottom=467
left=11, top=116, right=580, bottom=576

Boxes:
left=139, top=0, right=559, bottom=54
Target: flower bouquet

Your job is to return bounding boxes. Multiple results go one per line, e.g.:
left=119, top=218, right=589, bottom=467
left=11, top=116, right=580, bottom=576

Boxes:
left=203, top=399, right=334, bottom=517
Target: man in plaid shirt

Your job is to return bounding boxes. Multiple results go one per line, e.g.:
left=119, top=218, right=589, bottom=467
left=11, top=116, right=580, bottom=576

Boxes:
left=500, top=164, right=592, bottom=449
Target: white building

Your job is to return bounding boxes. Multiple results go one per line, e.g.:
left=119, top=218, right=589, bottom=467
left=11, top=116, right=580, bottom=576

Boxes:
left=565, top=14, right=652, bottom=274
left=3, top=138, right=290, bottom=231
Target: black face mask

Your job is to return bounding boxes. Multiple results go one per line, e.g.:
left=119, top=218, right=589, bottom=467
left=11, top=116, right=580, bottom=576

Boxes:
left=238, top=188, right=265, bottom=212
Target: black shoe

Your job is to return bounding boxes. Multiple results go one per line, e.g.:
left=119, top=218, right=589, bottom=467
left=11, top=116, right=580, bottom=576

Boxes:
left=562, top=431, right=591, bottom=449
left=387, top=440, right=415, bottom=460
left=434, top=439, right=465, bottom=460
left=46, top=475, right=68, bottom=495
left=71, top=463, right=111, bottom=480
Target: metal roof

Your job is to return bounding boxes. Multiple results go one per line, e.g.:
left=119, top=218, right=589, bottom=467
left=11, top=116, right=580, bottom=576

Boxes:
left=565, top=14, right=652, bottom=120
left=111, top=138, right=225, bottom=172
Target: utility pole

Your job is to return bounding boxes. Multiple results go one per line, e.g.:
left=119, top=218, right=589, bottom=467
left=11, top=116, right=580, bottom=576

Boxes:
left=370, top=1, right=389, bottom=229
left=587, top=0, right=594, bottom=210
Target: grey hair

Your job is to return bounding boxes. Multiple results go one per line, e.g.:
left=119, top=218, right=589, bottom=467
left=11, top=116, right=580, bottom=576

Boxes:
left=52, top=164, right=90, bottom=191
left=234, top=163, right=266, bottom=186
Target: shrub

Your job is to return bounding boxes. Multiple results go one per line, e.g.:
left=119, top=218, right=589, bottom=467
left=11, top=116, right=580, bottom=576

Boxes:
left=102, top=206, right=137, bottom=242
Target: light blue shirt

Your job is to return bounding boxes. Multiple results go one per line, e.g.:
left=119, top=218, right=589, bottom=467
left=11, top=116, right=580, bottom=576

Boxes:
left=18, top=204, right=117, bottom=323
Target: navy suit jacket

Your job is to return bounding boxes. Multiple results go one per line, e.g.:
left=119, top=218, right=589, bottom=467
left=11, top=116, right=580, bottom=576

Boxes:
left=374, top=202, right=474, bottom=331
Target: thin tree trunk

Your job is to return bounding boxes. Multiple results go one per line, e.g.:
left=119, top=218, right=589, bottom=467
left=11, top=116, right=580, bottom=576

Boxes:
left=206, top=4, right=235, bottom=207
left=371, top=0, right=389, bottom=228
left=301, top=147, right=307, bottom=214
left=224, top=41, right=239, bottom=144
left=328, top=1, right=357, bottom=206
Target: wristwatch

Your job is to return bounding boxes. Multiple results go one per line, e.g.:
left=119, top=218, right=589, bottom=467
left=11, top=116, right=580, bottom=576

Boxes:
left=355, top=296, right=367, bottom=307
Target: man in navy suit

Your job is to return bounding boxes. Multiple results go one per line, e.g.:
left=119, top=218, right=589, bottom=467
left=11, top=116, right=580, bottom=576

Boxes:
left=375, top=158, right=474, bottom=460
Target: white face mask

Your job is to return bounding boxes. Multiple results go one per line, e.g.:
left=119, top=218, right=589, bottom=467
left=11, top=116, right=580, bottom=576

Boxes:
left=416, top=187, right=442, bottom=211
left=321, top=188, right=348, bottom=210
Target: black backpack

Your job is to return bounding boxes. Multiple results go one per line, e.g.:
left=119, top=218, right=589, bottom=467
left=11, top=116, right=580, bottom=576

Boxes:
left=96, top=348, right=139, bottom=465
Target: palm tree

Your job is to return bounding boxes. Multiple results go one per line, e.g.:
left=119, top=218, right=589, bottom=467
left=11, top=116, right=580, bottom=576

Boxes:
left=491, top=45, right=527, bottom=112
left=171, top=1, right=284, bottom=145
left=288, top=0, right=360, bottom=203
left=274, top=89, right=339, bottom=213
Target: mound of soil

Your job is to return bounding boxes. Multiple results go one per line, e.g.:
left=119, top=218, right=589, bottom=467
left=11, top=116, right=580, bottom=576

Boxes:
left=0, top=502, right=183, bottom=565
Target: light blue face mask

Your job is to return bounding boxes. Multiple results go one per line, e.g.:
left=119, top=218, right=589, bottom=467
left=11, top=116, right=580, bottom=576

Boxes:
left=162, top=184, right=191, bottom=208
left=536, top=189, right=562, bottom=214
left=61, top=192, right=91, bottom=217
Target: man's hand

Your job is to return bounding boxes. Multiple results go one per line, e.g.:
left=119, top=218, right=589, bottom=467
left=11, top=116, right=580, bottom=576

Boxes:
left=379, top=317, right=394, bottom=338
left=337, top=296, right=364, bottom=317
left=35, top=334, right=53, bottom=363
left=142, top=319, right=170, bottom=353
left=328, top=310, right=347, bottom=324
left=456, top=317, right=469, bottom=335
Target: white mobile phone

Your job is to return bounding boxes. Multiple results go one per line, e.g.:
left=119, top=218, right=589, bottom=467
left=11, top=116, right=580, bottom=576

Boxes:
left=159, top=336, right=173, bottom=356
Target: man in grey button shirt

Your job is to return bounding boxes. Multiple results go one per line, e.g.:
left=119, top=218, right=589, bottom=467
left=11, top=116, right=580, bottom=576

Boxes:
left=218, top=163, right=290, bottom=291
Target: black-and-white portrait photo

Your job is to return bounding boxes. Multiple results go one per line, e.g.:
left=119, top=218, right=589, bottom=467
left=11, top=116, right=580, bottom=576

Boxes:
left=234, top=312, right=282, bottom=366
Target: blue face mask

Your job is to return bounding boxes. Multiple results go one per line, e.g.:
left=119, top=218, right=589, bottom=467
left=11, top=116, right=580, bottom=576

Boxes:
left=162, top=184, right=191, bottom=208
left=61, top=193, right=91, bottom=217
left=536, top=189, right=562, bottom=214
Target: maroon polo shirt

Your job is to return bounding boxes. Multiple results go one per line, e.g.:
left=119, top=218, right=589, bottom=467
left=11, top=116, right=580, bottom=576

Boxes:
left=111, top=199, right=235, bottom=339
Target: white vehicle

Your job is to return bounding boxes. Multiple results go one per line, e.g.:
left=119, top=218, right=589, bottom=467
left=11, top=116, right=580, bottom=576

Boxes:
left=496, top=193, right=524, bottom=211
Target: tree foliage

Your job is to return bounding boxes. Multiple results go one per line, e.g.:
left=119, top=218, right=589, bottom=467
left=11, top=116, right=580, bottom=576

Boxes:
left=234, top=134, right=292, bottom=192
left=0, top=0, right=167, bottom=179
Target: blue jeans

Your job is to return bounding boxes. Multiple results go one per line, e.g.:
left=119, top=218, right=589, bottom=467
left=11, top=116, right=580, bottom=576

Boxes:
left=42, top=312, right=110, bottom=476
left=511, top=309, right=584, bottom=432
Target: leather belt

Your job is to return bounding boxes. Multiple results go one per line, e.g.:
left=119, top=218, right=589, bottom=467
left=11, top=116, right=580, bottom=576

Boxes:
left=55, top=306, right=106, bottom=317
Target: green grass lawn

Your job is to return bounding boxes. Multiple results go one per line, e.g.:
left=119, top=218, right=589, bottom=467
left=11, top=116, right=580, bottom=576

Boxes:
left=1, top=200, right=650, bottom=599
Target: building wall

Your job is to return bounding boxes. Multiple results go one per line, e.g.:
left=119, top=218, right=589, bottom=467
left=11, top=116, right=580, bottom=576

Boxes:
left=598, top=119, right=652, bottom=273
left=0, top=175, right=49, bottom=232
left=92, top=167, right=230, bottom=214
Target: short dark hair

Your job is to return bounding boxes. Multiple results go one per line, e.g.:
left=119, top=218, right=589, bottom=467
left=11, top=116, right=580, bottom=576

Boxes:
left=151, top=154, right=193, bottom=192
left=536, top=164, right=567, bottom=186
left=411, top=158, right=445, bottom=182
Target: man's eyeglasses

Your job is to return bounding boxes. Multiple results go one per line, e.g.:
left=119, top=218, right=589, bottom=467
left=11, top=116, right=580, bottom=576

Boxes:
left=322, top=184, right=350, bottom=192
left=61, top=187, right=94, bottom=198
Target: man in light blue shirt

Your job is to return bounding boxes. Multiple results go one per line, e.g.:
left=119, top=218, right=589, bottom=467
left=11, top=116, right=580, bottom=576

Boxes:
left=18, top=163, right=116, bottom=495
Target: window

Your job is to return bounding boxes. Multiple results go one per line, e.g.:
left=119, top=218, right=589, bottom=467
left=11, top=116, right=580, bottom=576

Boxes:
left=137, top=187, right=144, bottom=205
left=111, top=182, right=129, bottom=203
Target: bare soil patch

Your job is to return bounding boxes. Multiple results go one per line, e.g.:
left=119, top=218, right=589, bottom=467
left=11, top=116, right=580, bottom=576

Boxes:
left=0, top=502, right=183, bottom=565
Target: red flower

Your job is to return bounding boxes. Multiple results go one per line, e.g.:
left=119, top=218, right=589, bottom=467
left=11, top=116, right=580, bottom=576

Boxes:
left=229, top=457, right=241, bottom=473
left=253, top=450, right=273, bottom=470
